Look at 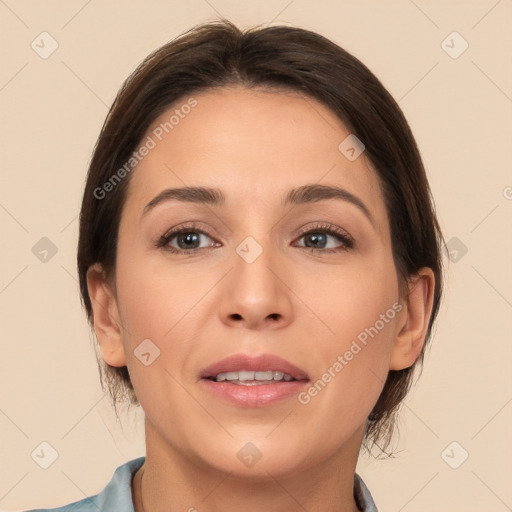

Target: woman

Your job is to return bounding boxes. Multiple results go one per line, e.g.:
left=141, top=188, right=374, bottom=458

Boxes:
left=27, top=18, right=443, bottom=512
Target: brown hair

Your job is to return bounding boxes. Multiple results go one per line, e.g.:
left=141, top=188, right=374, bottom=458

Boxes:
left=77, top=19, right=444, bottom=455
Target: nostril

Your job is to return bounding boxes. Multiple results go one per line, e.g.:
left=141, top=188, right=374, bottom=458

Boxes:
left=231, top=313, right=242, bottom=320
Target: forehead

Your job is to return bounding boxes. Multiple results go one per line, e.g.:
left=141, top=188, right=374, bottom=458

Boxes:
left=123, top=86, right=389, bottom=233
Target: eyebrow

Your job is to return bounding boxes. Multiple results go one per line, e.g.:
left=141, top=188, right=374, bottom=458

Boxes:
left=142, top=184, right=374, bottom=225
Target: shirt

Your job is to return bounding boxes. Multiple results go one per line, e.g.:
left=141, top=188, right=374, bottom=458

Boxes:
left=25, top=456, right=378, bottom=511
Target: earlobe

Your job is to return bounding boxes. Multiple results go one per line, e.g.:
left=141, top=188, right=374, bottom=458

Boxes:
left=86, top=263, right=127, bottom=367
left=389, top=267, right=435, bottom=371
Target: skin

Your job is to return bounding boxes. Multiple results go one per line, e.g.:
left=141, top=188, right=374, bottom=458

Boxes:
left=87, top=86, right=435, bottom=512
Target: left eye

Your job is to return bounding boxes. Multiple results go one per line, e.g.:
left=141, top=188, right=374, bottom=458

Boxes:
left=299, top=231, right=344, bottom=249
left=295, top=229, right=353, bottom=251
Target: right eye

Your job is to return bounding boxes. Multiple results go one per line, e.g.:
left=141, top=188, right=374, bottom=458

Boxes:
left=156, top=224, right=220, bottom=255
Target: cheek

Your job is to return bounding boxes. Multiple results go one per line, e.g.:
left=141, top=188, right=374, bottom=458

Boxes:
left=300, top=246, right=400, bottom=346
left=294, top=247, right=399, bottom=409
left=112, top=261, right=199, bottom=420
left=114, top=246, right=205, bottom=340
left=113, top=249, right=215, bottom=392
left=295, top=301, right=397, bottom=451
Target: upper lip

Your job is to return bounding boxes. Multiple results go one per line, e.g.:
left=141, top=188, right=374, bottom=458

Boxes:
left=200, top=353, right=309, bottom=381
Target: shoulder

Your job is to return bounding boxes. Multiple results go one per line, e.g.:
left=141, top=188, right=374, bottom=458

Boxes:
left=23, top=456, right=145, bottom=512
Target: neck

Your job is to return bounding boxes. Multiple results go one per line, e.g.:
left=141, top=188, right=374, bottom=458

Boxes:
left=133, top=417, right=363, bottom=512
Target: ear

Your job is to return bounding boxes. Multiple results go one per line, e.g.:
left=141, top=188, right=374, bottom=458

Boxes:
left=389, top=267, right=436, bottom=370
left=86, top=263, right=127, bottom=367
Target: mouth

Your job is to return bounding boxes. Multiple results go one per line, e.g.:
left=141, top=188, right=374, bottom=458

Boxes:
left=199, top=353, right=309, bottom=407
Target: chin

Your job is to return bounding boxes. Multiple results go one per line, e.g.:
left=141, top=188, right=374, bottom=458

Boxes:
left=193, top=434, right=320, bottom=481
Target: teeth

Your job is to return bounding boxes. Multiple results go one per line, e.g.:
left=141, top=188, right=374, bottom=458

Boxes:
left=255, top=371, right=273, bottom=381
left=213, top=370, right=295, bottom=383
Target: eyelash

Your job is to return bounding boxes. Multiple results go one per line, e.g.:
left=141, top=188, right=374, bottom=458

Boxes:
left=156, top=222, right=355, bottom=255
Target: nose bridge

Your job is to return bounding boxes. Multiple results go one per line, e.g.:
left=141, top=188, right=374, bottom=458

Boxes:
left=218, top=229, right=293, bottom=329
left=233, top=232, right=279, bottom=299
left=230, top=201, right=279, bottom=278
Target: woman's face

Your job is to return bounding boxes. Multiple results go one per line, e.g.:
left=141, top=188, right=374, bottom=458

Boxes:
left=104, top=86, right=407, bottom=476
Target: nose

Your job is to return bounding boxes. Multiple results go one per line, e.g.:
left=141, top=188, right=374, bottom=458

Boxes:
left=218, top=239, right=294, bottom=331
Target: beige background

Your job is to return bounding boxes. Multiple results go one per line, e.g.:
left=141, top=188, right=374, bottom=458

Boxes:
left=1, top=1, right=511, bottom=511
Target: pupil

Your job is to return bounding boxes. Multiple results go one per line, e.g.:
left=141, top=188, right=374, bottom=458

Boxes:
left=179, top=232, right=200, bottom=249
left=307, top=233, right=326, bottom=248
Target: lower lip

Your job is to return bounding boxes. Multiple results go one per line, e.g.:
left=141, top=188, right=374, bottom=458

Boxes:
left=200, top=379, right=309, bottom=407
